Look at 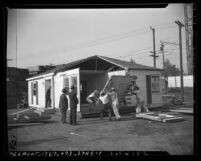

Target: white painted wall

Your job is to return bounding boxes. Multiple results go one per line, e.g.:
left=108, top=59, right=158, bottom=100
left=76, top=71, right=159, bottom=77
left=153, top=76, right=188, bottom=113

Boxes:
left=28, top=81, right=31, bottom=106
left=38, top=78, right=45, bottom=108
left=28, top=78, right=45, bottom=108
left=54, top=73, right=64, bottom=108
left=54, top=68, right=80, bottom=110
left=129, top=70, right=163, bottom=107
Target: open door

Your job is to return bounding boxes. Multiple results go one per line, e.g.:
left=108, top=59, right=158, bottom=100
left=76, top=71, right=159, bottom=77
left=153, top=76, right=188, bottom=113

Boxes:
left=45, top=79, right=52, bottom=108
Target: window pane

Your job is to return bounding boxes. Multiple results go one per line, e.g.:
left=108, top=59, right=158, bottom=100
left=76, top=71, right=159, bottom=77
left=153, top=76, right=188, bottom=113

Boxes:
left=64, top=77, right=69, bottom=87
left=71, top=77, right=77, bottom=87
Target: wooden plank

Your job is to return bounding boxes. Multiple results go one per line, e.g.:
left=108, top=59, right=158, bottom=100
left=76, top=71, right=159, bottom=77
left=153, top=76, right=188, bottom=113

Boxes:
left=8, top=108, right=31, bottom=115
left=169, top=109, right=193, bottom=114
left=8, top=122, right=44, bottom=127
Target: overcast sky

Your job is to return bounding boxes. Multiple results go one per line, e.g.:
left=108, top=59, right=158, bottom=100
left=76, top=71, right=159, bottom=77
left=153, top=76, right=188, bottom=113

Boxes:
left=7, top=4, right=189, bottom=73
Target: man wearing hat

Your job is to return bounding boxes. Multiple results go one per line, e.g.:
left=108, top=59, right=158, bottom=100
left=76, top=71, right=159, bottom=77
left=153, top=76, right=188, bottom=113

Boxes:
left=68, top=85, right=79, bottom=125
left=59, top=88, right=68, bottom=124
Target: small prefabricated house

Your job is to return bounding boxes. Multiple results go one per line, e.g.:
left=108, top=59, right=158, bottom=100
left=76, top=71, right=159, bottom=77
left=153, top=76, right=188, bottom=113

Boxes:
left=26, top=55, right=163, bottom=116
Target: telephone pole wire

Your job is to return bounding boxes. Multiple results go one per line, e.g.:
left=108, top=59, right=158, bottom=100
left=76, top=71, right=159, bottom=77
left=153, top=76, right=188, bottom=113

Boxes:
left=150, top=26, right=158, bottom=68
left=175, top=20, right=184, bottom=102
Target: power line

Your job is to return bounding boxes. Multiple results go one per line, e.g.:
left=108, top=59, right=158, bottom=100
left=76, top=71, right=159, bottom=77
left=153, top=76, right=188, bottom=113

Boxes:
left=60, top=23, right=180, bottom=53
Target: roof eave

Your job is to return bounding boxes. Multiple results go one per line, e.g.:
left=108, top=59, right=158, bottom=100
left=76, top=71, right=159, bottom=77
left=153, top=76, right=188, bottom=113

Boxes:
left=128, top=67, right=163, bottom=71
left=26, top=72, right=54, bottom=81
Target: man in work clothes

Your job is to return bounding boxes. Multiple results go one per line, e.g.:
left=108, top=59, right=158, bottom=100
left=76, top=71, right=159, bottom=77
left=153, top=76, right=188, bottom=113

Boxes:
left=130, top=80, right=149, bottom=113
left=69, top=85, right=79, bottom=125
left=98, top=90, right=112, bottom=121
left=86, top=90, right=99, bottom=107
left=109, top=88, right=121, bottom=121
left=59, top=88, right=68, bottom=124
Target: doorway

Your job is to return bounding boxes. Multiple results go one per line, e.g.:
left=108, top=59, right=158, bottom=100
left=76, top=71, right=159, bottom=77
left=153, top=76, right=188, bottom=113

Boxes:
left=45, top=79, right=52, bottom=108
left=146, top=75, right=152, bottom=105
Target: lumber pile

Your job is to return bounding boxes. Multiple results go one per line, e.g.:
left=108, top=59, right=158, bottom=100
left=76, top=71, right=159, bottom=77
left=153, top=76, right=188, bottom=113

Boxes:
left=7, top=108, right=51, bottom=125
left=162, top=94, right=183, bottom=105
left=136, top=112, right=183, bottom=123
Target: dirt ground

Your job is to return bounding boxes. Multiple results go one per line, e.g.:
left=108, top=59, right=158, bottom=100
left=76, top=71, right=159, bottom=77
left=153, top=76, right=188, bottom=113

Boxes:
left=7, top=102, right=194, bottom=155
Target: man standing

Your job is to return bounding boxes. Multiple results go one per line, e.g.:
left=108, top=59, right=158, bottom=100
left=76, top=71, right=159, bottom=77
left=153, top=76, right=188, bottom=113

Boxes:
left=98, top=90, right=112, bottom=121
left=69, top=85, right=79, bottom=125
left=109, top=88, right=121, bottom=121
left=59, top=88, right=68, bottom=124
left=45, top=87, right=51, bottom=108
left=130, top=80, right=149, bottom=113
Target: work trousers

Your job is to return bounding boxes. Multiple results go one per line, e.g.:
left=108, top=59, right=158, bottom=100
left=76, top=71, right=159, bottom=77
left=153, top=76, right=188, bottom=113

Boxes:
left=60, top=108, right=67, bottom=123
left=70, top=107, right=77, bottom=125
left=135, top=96, right=149, bottom=113
left=112, top=104, right=121, bottom=119
left=100, top=103, right=112, bottom=120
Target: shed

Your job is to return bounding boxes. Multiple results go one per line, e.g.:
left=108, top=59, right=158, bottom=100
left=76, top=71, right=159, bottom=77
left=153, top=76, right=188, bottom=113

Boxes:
left=26, top=55, right=163, bottom=116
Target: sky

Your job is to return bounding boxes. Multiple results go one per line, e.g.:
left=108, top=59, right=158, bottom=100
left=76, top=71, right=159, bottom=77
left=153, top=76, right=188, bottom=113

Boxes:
left=7, top=4, right=191, bottom=73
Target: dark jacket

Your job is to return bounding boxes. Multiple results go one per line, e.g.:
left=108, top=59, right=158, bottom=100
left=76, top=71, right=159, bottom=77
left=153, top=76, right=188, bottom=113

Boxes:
left=68, top=91, right=78, bottom=108
left=59, top=93, right=68, bottom=110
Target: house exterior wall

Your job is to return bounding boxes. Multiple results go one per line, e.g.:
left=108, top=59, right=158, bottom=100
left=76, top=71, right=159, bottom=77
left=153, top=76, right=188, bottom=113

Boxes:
left=54, top=68, right=80, bottom=110
left=28, top=81, right=32, bottom=106
left=54, top=73, right=64, bottom=108
left=129, top=69, right=163, bottom=107
left=38, top=79, right=45, bottom=108
left=28, top=78, right=45, bottom=108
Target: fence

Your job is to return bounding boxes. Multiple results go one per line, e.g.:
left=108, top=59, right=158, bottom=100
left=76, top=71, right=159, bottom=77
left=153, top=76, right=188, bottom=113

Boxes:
left=168, top=75, right=193, bottom=88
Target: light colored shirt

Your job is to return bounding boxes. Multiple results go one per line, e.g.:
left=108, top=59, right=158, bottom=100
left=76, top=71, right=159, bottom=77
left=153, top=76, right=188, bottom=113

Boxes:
left=99, top=94, right=109, bottom=105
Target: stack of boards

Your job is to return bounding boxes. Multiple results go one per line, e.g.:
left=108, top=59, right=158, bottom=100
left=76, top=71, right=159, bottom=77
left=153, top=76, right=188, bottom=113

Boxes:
left=8, top=108, right=51, bottom=126
left=136, top=112, right=184, bottom=123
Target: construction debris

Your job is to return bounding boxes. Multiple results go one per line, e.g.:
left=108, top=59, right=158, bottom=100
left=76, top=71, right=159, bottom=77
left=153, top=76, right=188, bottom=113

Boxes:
left=8, top=108, right=51, bottom=124
left=136, top=112, right=183, bottom=123
left=162, top=94, right=183, bottom=105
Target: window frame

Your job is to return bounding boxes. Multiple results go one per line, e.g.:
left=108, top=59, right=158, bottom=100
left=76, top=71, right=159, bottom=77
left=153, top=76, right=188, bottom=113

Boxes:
left=151, top=75, right=160, bottom=92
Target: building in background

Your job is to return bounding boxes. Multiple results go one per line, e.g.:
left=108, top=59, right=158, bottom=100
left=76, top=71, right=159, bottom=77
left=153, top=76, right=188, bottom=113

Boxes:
left=27, top=65, right=56, bottom=76
left=168, top=75, right=193, bottom=88
left=6, top=67, right=29, bottom=109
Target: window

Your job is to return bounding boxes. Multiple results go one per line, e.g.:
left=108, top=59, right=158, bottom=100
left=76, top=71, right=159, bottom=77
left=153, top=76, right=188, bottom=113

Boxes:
left=151, top=75, right=160, bottom=92
left=63, top=77, right=70, bottom=93
left=71, top=76, right=78, bottom=94
left=33, top=83, right=37, bottom=95
left=63, top=75, right=78, bottom=94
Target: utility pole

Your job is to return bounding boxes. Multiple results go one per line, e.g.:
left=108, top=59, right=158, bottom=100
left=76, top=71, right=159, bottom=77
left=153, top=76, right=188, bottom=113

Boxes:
left=160, top=43, right=165, bottom=71
left=159, top=42, right=168, bottom=93
left=175, top=20, right=184, bottom=102
left=150, top=26, right=158, bottom=68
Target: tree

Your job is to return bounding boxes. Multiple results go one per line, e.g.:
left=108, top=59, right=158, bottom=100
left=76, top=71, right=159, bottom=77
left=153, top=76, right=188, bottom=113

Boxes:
left=163, top=59, right=180, bottom=77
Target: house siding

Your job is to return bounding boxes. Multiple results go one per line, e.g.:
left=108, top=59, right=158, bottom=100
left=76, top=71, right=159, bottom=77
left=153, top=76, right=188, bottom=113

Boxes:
left=129, top=70, right=163, bottom=107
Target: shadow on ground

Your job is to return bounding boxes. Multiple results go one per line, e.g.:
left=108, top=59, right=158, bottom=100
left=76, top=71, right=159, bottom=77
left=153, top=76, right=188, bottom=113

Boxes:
left=17, top=136, right=69, bottom=147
